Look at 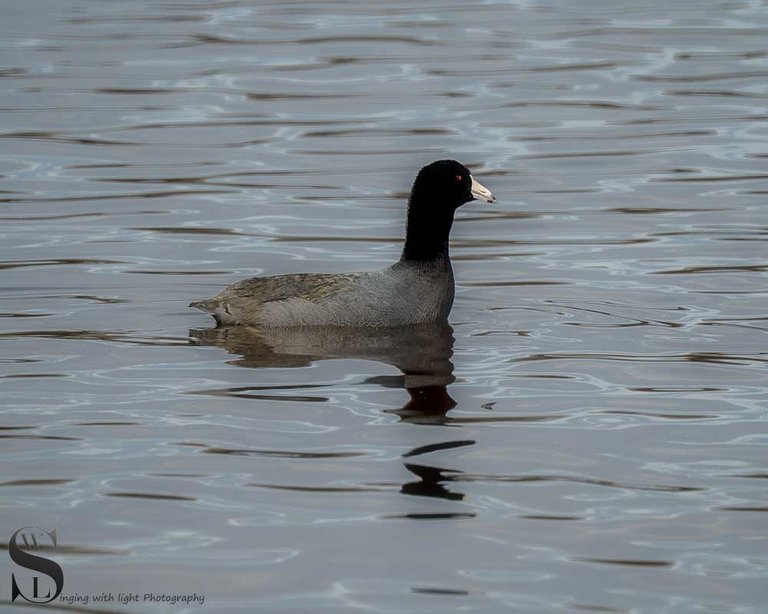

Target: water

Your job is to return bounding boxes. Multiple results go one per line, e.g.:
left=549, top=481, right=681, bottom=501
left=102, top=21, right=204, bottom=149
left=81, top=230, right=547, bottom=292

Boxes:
left=1, top=1, right=767, bottom=612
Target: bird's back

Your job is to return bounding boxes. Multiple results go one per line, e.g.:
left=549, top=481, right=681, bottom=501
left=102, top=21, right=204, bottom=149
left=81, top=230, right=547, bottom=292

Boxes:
left=190, top=261, right=454, bottom=327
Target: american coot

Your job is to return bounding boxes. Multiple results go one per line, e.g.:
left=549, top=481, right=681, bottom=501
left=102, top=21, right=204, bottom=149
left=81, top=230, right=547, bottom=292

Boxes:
left=190, top=159, right=495, bottom=327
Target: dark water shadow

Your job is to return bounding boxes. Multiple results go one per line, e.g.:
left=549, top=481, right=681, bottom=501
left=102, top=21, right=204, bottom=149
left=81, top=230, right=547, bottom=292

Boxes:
left=189, top=322, right=456, bottom=423
left=190, top=322, right=470, bottom=500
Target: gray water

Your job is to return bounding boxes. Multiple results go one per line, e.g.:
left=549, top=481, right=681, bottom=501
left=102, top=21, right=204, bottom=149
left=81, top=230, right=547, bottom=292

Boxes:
left=1, top=1, right=767, bottom=612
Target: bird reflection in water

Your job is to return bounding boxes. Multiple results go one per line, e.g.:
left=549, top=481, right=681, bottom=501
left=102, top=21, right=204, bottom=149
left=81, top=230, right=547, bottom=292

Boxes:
left=190, top=322, right=473, bottom=503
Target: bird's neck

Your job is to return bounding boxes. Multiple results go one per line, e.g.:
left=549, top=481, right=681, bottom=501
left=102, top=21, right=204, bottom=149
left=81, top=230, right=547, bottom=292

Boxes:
left=400, top=198, right=455, bottom=263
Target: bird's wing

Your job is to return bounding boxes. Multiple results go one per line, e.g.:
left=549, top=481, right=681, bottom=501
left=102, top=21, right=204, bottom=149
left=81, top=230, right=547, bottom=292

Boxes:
left=190, top=273, right=359, bottom=325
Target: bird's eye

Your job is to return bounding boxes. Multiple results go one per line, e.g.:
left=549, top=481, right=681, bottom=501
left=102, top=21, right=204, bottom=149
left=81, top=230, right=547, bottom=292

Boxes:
left=455, top=175, right=463, bottom=182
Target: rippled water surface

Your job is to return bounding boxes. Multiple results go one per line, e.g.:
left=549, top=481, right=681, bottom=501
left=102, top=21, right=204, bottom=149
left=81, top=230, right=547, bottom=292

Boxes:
left=2, top=1, right=767, bottom=612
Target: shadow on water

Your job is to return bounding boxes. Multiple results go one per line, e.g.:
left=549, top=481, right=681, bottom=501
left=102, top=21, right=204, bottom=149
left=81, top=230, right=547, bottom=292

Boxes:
left=190, top=322, right=474, bottom=503
left=189, top=321, right=456, bottom=421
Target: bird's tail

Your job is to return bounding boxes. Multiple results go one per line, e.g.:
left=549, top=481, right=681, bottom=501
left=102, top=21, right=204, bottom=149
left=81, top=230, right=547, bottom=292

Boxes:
left=190, top=299, right=216, bottom=312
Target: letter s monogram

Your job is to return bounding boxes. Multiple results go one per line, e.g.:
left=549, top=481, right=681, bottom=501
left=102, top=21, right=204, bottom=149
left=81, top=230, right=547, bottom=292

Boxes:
left=9, top=527, right=63, bottom=603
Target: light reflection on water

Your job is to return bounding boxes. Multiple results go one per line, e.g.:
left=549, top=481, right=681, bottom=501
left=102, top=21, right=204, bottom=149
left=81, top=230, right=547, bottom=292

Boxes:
left=1, top=0, right=767, bottom=612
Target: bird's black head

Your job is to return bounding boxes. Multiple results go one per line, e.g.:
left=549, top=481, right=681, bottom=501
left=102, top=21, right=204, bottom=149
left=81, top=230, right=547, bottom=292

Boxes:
left=410, top=160, right=495, bottom=211
left=401, top=160, right=495, bottom=263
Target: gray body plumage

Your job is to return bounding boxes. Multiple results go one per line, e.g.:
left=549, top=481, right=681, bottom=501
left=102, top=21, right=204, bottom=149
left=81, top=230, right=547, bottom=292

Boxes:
left=190, top=259, right=454, bottom=327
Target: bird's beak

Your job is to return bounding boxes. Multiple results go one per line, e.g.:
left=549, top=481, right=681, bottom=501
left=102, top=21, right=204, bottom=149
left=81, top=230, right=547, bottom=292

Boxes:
left=470, top=175, right=495, bottom=203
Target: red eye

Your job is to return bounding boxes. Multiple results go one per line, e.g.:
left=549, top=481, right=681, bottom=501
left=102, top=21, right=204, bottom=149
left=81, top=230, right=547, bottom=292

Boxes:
left=455, top=175, right=463, bottom=182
